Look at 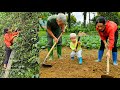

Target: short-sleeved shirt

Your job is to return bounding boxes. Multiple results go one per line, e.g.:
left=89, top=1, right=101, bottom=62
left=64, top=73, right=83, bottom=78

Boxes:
left=47, top=15, right=61, bottom=34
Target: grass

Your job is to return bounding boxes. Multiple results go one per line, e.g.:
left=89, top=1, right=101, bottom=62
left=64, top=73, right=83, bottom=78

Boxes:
left=38, top=30, right=47, bottom=37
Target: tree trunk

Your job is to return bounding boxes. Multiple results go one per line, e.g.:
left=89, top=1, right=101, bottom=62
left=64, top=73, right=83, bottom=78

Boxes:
left=68, top=12, right=71, bottom=28
left=89, top=12, right=90, bottom=23
left=83, top=12, right=87, bottom=27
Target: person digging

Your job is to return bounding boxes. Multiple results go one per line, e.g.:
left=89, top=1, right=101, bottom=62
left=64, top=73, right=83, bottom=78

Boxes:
left=46, top=13, right=67, bottom=60
left=95, top=16, right=118, bottom=66
left=70, top=33, right=83, bottom=64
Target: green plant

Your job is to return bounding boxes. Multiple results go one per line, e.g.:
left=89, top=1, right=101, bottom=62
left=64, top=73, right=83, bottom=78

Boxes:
left=0, top=12, right=51, bottom=78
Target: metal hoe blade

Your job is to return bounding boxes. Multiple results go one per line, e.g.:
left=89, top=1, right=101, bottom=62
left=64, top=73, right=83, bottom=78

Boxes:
left=42, top=64, right=52, bottom=68
left=101, top=75, right=113, bottom=78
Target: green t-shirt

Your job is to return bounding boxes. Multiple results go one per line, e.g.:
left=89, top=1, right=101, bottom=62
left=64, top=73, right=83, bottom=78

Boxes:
left=70, top=40, right=82, bottom=51
left=47, top=15, right=61, bottom=33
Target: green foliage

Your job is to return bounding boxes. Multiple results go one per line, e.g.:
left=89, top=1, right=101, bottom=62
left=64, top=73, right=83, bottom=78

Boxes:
left=10, top=12, right=40, bottom=78
left=67, top=25, right=80, bottom=34
left=80, top=35, right=101, bottom=49
left=38, top=12, right=51, bottom=20
left=39, top=33, right=120, bottom=50
left=117, top=36, right=120, bottom=48
left=62, top=35, right=101, bottom=49
left=93, top=12, right=120, bottom=25
left=66, top=22, right=96, bottom=34
left=66, top=14, right=77, bottom=27
left=62, top=35, right=70, bottom=47
left=0, top=35, right=5, bottom=70
left=91, top=15, right=100, bottom=24
left=39, top=36, right=47, bottom=48
left=118, top=25, right=120, bottom=30
left=0, top=12, right=50, bottom=78
left=39, top=34, right=101, bottom=49
left=85, top=23, right=96, bottom=32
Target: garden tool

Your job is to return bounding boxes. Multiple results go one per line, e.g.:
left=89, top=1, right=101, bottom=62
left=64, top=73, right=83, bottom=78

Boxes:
left=75, top=36, right=82, bottom=64
left=42, top=32, right=63, bottom=68
left=100, top=47, right=114, bottom=78
left=101, top=56, right=114, bottom=78
left=76, top=36, right=80, bottom=51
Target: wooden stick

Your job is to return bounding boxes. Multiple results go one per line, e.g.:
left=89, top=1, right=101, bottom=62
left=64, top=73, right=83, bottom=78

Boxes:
left=106, top=56, right=109, bottom=75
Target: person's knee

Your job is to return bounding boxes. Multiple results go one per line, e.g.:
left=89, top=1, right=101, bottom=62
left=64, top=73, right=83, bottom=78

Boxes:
left=77, top=51, right=82, bottom=57
left=77, top=54, right=82, bottom=58
left=70, top=52, right=75, bottom=57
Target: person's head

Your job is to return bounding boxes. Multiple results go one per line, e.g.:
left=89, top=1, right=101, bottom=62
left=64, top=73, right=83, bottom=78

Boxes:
left=96, top=16, right=106, bottom=32
left=70, top=33, right=77, bottom=43
left=4, top=28, right=9, bottom=34
left=56, top=13, right=67, bottom=27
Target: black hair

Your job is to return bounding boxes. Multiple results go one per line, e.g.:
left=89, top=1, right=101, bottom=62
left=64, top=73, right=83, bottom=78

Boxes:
left=96, top=16, right=106, bottom=25
left=4, top=28, right=8, bottom=34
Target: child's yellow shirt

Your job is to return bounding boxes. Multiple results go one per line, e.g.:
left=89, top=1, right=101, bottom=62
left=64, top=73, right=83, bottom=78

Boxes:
left=70, top=40, right=82, bottom=51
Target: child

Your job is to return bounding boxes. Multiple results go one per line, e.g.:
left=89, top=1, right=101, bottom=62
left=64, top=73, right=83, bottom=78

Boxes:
left=70, top=33, right=83, bottom=64
left=3, top=28, right=19, bottom=69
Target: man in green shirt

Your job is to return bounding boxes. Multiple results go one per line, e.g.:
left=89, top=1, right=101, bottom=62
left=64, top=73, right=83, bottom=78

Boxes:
left=47, top=13, right=67, bottom=60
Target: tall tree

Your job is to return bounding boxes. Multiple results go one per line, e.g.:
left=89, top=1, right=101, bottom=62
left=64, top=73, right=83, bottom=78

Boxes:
left=67, top=12, right=71, bottom=28
left=83, top=12, right=87, bottom=27
left=89, top=12, right=90, bottom=23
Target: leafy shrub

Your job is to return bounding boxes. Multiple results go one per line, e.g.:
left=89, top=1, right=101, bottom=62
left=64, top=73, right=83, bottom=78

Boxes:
left=0, top=12, right=42, bottom=78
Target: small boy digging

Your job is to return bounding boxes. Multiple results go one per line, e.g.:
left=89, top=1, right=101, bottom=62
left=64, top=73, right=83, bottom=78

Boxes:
left=70, top=33, right=83, bottom=64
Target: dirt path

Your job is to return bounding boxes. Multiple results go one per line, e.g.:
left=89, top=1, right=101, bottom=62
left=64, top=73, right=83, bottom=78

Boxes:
left=40, top=47, right=120, bottom=78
